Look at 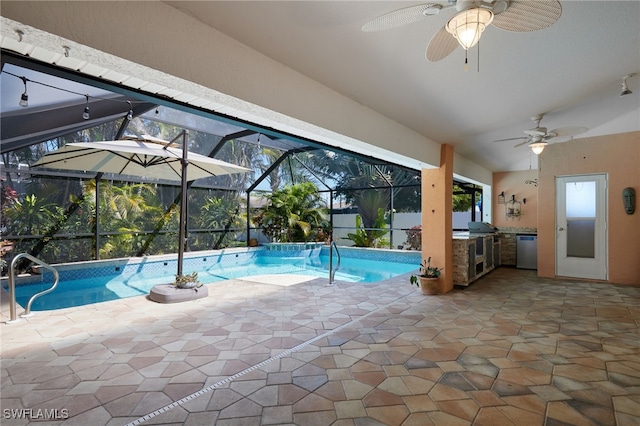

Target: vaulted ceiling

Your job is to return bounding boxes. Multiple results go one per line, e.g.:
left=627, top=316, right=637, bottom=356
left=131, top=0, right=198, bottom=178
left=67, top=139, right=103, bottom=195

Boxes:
left=164, top=1, right=640, bottom=172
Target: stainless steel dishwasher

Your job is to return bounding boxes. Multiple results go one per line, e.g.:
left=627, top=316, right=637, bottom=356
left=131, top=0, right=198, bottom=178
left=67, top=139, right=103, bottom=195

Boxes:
left=516, top=234, right=538, bottom=269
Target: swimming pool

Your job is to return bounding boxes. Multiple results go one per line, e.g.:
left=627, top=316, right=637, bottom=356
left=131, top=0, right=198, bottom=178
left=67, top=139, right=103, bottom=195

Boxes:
left=6, top=246, right=420, bottom=311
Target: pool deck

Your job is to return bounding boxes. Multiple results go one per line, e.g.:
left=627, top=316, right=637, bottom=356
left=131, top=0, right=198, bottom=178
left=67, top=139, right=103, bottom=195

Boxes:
left=1, top=268, right=639, bottom=425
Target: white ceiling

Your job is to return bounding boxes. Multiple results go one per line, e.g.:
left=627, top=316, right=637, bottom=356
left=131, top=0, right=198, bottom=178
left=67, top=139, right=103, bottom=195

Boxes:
left=165, top=0, right=640, bottom=172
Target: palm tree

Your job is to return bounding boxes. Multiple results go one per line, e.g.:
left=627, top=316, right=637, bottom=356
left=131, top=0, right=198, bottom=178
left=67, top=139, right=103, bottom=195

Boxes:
left=254, top=182, right=329, bottom=242
left=196, top=194, right=243, bottom=249
left=93, top=181, right=164, bottom=258
left=2, top=194, right=56, bottom=236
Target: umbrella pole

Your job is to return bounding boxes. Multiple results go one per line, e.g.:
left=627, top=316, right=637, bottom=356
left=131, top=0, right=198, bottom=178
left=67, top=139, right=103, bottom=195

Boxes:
left=177, top=131, right=189, bottom=277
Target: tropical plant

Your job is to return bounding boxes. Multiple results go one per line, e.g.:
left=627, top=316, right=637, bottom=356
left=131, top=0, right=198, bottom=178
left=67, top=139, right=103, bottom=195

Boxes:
left=189, top=132, right=255, bottom=191
left=195, top=195, right=243, bottom=249
left=1, top=183, right=18, bottom=235
left=352, top=189, right=389, bottom=236
left=300, top=152, right=421, bottom=212
left=1, top=184, right=18, bottom=208
left=1, top=240, right=15, bottom=275
left=2, top=194, right=57, bottom=236
left=254, top=182, right=329, bottom=242
left=405, top=225, right=422, bottom=250
left=346, top=208, right=389, bottom=248
left=410, top=256, right=442, bottom=287
left=105, top=182, right=159, bottom=225
left=87, top=181, right=166, bottom=258
left=174, top=271, right=202, bottom=289
left=453, top=184, right=474, bottom=212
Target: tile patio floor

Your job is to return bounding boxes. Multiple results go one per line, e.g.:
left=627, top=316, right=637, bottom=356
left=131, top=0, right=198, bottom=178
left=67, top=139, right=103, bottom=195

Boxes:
left=1, top=268, right=639, bottom=425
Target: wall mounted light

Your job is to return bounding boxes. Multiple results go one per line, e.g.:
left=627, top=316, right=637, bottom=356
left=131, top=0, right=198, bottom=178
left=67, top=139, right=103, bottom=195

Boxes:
left=498, top=191, right=505, bottom=204
left=620, top=73, right=635, bottom=97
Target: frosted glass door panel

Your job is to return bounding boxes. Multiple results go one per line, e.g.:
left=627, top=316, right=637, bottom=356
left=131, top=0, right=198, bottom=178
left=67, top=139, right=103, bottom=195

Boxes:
left=565, top=181, right=596, bottom=259
left=566, top=219, right=595, bottom=258
left=566, top=181, right=596, bottom=217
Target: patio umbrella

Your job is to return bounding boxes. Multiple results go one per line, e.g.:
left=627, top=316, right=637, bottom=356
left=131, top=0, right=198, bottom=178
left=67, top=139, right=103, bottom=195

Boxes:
left=32, top=134, right=247, bottom=181
left=32, top=132, right=249, bottom=277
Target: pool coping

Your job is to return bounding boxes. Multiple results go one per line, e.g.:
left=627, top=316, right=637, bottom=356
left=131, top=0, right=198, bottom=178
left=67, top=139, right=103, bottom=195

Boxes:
left=5, top=245, right=421, bottom=284
left=2, top=246, right=421, bottom=314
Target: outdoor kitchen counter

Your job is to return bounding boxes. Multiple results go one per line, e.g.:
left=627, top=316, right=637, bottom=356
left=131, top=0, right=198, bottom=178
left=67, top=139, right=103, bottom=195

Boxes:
left=452, top=232, right=497, bottom=239
left=452, top=232, right=500, bottom=286
left=495, top=227, right=538, bottom=266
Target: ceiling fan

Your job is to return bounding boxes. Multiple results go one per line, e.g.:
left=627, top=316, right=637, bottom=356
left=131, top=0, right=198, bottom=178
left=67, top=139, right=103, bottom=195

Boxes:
left=362, top=0, right=562, bottom=63
left=493, top=114, right=588, bottom=154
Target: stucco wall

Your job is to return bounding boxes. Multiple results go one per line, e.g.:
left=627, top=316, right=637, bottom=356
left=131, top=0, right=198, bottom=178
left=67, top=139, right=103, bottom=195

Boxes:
left=492, top=170, right=539, bottom=229
left=537, top=131, right=640, bottom=285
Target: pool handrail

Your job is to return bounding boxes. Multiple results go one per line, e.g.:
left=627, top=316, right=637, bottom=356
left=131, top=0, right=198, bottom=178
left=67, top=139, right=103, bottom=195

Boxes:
left=7, top=253, right=59, bottom=323
left=329, top=241, right=341, bottom=284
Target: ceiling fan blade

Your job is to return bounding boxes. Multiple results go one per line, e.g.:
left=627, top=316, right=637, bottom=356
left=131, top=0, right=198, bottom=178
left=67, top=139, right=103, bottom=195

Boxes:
left=493, top=136, right=527, bottom=143
left=513, top=140, right=532, bottom=148
left=545, top=135, right=572, bottom=144
left=362, top=4, right=439, bottom=32
left=549, top=126, right=589, bottom=137
left=492, top=0, right=562, bottom=32
left=426, top=27, right=459, bottom=62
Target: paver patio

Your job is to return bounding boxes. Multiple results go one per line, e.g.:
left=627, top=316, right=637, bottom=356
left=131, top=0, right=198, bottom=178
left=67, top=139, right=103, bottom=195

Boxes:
left=1, top=268, right=639, bottom=425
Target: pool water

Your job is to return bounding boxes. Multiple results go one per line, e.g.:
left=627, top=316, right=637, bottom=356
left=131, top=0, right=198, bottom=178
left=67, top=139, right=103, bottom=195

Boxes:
left=6, top=253, right=418, bottom=311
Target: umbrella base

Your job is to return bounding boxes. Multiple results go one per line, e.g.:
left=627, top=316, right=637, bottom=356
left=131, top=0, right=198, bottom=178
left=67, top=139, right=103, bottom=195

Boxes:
left=149, top=283, right=209, bottom=304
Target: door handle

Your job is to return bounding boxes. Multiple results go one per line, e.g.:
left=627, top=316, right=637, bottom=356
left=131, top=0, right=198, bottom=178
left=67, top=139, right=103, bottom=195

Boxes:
left=558, top=227, right=564, bottom=231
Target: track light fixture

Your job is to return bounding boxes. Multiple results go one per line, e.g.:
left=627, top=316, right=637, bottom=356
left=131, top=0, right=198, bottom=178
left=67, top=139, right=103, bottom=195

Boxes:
left=621, top=73, right=635, bottom=97
left=19, top=76, right=29, bottom=107
left=82, top=95, right=90, bottom=120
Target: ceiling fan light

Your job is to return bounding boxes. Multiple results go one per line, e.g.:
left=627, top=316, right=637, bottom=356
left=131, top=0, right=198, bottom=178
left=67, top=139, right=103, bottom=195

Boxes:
left=530, top=142, right=547, bottom=155
left=446, top=8, right=494, bottom=50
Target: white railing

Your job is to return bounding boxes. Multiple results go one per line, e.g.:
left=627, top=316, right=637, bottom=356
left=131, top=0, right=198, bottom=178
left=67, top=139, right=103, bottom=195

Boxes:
left=329, top=241, right=341, bottom=285
left=6, top=253, right=59, bottom=323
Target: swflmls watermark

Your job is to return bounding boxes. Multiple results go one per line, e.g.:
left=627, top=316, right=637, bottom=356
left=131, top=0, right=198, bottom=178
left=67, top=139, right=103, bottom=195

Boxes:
left=3, top=408, right=69, bottom=421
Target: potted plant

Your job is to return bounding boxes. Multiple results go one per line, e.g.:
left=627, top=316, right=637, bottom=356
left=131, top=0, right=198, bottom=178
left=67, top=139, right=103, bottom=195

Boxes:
left=410, top=257, right=442, bottom=295
left=174, top=272, right=202, bottom=289
left=149, top=271, right=206, bottom=304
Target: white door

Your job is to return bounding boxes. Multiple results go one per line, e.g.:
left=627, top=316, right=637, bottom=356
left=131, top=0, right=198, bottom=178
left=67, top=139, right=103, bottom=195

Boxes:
left=556, top=174, right=607, bottom=280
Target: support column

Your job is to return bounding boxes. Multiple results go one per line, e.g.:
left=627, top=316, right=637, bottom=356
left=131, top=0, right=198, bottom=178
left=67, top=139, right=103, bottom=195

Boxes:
left=421, top=144, right=454, bottom=293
